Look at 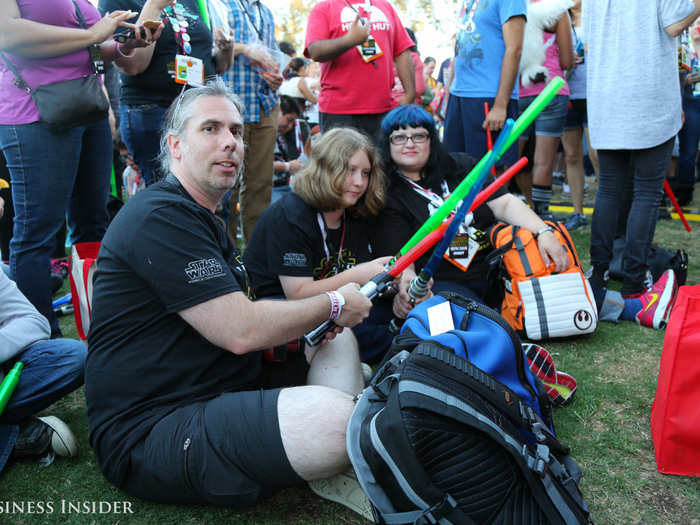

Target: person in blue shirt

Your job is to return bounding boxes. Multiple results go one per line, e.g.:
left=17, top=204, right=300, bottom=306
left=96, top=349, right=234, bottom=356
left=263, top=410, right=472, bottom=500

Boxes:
left=443, top=0, right=526, bottom=170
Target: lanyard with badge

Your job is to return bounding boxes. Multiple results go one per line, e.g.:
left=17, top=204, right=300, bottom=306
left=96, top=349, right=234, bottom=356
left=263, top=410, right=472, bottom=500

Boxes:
left=316, top=213, right=347, bottom=279
left=401, top=175, right=480, bottom=272
left=458, top=0, right=480, bottom=34
left=164, top=1, right=206, bottom=86
left=345, top=0, right=383, bottom=63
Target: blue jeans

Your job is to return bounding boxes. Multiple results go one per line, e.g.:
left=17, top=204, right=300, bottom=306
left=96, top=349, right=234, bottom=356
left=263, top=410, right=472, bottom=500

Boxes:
left=120, top=104, right=168, bottom=186
left=677, top=95, right=700, bottom=190
left=590, top=138, right=674, bottom=295
left=0, top=120, right=111, bottom=336
left=0, top=338, right=86, bottom=472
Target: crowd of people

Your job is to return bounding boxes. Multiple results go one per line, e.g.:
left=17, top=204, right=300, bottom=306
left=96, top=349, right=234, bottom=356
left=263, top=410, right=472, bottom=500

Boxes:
left=0, top=0, right=699, bottom=520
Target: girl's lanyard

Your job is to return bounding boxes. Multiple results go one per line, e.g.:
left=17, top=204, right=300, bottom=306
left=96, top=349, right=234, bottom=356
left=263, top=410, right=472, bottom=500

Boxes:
left=237, top=0, right=264, bottom=41
left=294, top=120, right=304, bottom=155
left=402, top=176, right=477, bottom=271
left=458, top=0, right=480, bottom=34
left=316, top=212, right=346, bottom=279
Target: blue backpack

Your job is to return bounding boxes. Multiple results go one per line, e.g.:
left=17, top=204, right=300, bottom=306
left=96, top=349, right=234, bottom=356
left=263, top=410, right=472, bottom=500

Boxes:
left=347, top=293, right=591, bottom=524
left=390, top=292, right=552, bottom=428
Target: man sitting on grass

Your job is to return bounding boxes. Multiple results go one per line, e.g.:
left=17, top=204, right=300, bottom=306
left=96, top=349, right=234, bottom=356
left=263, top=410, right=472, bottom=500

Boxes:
left=85, top=80, right=375, bottom=520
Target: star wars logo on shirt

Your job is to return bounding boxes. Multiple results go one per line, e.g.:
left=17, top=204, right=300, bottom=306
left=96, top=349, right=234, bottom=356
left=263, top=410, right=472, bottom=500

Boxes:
left=313, top=249, right=357, bottom=280
left=185, top=258, right=225, bottom=283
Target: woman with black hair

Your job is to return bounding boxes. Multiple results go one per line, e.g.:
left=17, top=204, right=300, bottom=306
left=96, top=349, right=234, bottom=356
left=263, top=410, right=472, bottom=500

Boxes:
left=373, top=104, right=569, bottom=310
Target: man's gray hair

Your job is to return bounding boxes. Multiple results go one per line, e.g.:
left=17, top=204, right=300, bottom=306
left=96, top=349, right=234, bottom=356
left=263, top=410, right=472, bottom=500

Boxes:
left=158, top=79, right=245, bottom=173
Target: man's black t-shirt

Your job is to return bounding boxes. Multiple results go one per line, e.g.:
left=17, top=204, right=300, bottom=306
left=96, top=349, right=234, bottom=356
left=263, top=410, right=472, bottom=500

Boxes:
left=99, top=0, right=216, bottom=106
left=86, top=175, right=258, bottom=486
left=244, top=192, right=373, bottom=298
left=371, top=154, right=506, bottom=295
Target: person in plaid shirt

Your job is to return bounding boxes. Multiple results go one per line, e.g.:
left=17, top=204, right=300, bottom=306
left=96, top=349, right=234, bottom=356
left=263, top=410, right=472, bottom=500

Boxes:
left=224, top=0, right=282, bottom=244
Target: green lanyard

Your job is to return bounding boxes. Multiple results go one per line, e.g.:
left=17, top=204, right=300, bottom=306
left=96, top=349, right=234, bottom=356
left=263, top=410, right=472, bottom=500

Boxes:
left=196, top=0, right=211, bottom=29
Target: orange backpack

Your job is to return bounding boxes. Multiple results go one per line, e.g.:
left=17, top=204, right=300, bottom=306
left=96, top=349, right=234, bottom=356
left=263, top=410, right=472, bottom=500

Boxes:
left=488, top=221, right=597, bottom=340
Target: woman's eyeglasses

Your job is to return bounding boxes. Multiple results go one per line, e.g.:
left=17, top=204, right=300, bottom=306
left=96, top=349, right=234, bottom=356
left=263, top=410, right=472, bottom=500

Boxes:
left=389, top=132, right=430, bottom=145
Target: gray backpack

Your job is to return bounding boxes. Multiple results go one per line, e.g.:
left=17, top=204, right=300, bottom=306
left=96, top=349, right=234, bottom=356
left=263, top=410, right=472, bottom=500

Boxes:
left=347, top=344, right=592, bottom=524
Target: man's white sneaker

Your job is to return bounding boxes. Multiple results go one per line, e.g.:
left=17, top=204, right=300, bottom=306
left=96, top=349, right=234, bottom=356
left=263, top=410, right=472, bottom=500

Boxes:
left=38, top=416, right=78, bottom=457
left=308, top=469, right=375, bottom=522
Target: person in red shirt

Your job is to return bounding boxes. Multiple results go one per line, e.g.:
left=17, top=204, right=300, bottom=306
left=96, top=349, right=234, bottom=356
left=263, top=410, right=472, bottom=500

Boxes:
left=304, top=0, right=416, bottom=138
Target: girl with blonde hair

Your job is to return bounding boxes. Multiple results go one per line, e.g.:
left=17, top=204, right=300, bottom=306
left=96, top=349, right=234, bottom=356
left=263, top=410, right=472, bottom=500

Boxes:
left=244, top=128, right=399, bottom=362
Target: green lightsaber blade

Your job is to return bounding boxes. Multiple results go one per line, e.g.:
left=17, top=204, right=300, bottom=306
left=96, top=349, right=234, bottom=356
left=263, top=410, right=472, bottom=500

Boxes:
left=398, top=76, right=566, bottom=256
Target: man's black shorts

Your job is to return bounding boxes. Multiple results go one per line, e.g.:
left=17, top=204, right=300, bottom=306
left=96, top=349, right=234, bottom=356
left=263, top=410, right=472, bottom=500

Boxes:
left=120, top=354, right=309, bottom=506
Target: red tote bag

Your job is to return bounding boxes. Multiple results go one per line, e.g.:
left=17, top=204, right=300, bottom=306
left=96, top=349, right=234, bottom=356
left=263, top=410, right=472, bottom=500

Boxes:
left=650, top=284, right=700, bottom=476
left=69, top=242, right=101, bottom=341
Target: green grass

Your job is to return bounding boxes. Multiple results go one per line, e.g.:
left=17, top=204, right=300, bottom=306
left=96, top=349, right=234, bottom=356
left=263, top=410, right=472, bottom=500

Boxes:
left=1, top=185, right=699, bottom=524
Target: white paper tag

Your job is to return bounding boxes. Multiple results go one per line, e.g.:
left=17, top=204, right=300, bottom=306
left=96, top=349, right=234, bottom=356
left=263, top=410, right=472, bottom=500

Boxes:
left=427, top=301, right=454, bottom=336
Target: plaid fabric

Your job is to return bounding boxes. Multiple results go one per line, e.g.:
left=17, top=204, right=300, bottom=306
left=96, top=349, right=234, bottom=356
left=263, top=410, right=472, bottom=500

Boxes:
left=223, top=0, right=279, bottom=123
left=523, top=343, right=578, bottom=406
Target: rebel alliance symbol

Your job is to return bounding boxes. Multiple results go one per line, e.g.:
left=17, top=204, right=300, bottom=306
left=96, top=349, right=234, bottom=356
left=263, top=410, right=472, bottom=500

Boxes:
left=573, top=310, right=593, bottom=331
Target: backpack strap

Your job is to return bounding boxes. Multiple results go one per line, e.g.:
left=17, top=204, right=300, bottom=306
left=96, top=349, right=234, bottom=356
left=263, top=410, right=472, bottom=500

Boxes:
left=486, top=224, right=535, bottom=277
left=548, top=220, right=581, bottom=269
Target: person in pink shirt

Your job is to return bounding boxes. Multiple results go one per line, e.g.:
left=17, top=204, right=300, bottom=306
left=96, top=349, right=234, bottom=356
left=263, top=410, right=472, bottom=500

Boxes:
left=390, top=27, right=425, bottom=107
left=0, top=0, right=164, bottom=336
left=517, top=2, right=573, bottom=219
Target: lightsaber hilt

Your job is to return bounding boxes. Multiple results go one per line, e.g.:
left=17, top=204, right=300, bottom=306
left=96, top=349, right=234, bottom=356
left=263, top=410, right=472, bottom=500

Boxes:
left=389, top=271, right=432, bottom=333
left=304, top=273, right=393, bottom=347
left=408, top=271, right=431, bottom=304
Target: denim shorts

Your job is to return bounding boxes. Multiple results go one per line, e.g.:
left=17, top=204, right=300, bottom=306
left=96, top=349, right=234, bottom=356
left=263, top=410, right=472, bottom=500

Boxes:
left=519, top=94, right=570, bottom=138
left=564, top=99, right=588, bottom=131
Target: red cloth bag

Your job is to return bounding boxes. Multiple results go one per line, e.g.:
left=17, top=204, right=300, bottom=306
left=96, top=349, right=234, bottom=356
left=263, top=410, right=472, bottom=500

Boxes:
left=69, top=242, right=101, bottom=341
left=650, top=284, right=700, bottom=476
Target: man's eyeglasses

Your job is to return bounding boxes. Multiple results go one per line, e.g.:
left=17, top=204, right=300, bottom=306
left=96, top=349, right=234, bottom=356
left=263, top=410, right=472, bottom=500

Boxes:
left=389, top=132, right=430, bottom=145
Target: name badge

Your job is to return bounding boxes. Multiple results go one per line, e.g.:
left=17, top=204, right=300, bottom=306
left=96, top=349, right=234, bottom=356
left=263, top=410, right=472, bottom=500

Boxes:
left=446, top=228, right=480, bottom=272
left=357, top=36, right=383, bottom=63
left=175, top=54, right=204, bottom=86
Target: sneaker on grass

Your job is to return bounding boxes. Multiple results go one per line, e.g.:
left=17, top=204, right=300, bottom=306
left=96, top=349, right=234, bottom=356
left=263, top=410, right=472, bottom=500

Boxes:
left=309, top=469, right=375, bottom=522
left=564, top=213, right=588, bottom=231
left=13, top=416, right=78, bottom=460
left=627, top=269, right=678, bottom=329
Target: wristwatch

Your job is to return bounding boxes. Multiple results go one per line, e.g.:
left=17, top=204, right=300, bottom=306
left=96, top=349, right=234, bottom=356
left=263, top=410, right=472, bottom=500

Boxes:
left=534, top=226, right=555, bottom=239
